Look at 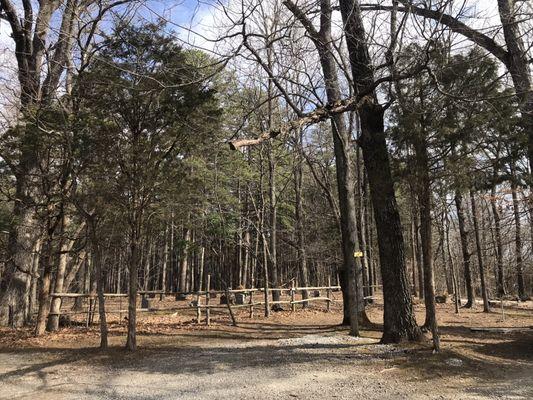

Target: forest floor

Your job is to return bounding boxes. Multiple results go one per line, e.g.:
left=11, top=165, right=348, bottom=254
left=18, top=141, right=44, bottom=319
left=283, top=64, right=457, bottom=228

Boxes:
left=0, top=294, right=532, bottom=400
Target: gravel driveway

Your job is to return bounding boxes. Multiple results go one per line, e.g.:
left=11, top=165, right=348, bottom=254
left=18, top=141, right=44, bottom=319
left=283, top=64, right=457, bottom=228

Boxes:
left=1, top=330, right=532, bottom=400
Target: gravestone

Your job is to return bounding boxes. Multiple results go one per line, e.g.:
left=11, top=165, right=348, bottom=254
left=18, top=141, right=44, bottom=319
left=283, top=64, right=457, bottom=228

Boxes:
left=235, top=293, right=246, bottom=305
left=141, top=296, right=154, bottom=310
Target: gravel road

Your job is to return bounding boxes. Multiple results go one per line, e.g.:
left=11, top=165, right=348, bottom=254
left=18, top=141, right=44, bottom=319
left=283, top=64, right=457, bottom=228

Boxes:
left=1, top=331, right=532, bottom=400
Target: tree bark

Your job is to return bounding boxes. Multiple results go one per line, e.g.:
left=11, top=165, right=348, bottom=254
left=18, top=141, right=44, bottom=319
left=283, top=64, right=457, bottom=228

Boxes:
left=47, top=219, right=85, bottom=331
left=412, top=135, right=438, bottom=337
left=490, top=185, right=506, bottom=298
left=34, top=234, right=53, bottom=336
left=295, top=129, right=310, bottom=306
left=178, top=227, right=191, bottom=296
left=455, top=190, right=475, bottom=308
left=510, top=173, right=527, bottom=300
left=268, top=143, right=282, bottom=309
left=0, top=178, right=39, bottom=326
left=284, top=0, right=366, bottom=327
left=126, top=218, right=141, bottom=351
left=89, top=218, right=108, bottom=349
left=469, top=190, right=490, bottom=312
left=341, top=0, right=422, bottom=342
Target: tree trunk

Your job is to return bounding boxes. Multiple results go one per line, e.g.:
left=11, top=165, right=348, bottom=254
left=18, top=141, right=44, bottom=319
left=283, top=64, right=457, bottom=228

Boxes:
left=338, top=0, right=421, bottom=343
left=413, top=137, right=438, bottom=339
left=178, top=227, right=191, bottom=296
left=27, top=238, right=42, bottom=324
left=126, top=218, right=141, bottom=351
left=489, top=185, right=505, bottom=297
left=35, top=234, right=54, bottom=336
left=284, top=0, right=366, bottom=326
left=414, top=214, right=424, bottom=300
left=89, top=219, right=108, bottom=349
left=445, top=212, right=461, bottom=307
left=268, top=143, right=282, bottom=309
left=495, top=0, right=533, bottom=176
left=469, top=190, right=490, bottom=312
left=357, top=109, right=422, bottom=343
left=410, top=214, right=418, bottom=298
left=47, top=219, right=85, bottom=331
left=295, top=129, right=310, bottom=306
left=242, top=229, right=250, bottom=288
left=510, top=174, right=527, bottom=300
left=161, top=224, right=169, bottom=296
left=455, top=190, right=475, bottom=308
left=0, top=182, right=39, bottom=327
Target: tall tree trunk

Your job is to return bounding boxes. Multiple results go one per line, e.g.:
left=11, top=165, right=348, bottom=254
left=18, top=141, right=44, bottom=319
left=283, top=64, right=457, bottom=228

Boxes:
left=469, top=190, right=490, bottom=312
left=89, top=219, right=108, bottom=349
left=35, top=234, right=53, bottom=336
left=284, top=0, right=366, bottom=327
left=445, top=212, right=461, bottom=306
left=0, top=0, right=69, bottom=327
left=490, top=186, right=506, bottom=297
left=496, top=0, right=533, bottom=176
left=338, top=0, right=421, bottom=343
left=413, top=137, right=438, bottom=338
left=47, top=219, right=85, bottom=331
left=161, top=224, right=169, bottom=296
left=410, top=213, right=418, bottom=298
left=27, top=238, right=42, bottom=324
left=242, top=229, right=250, bottom=288
left=455, top=190, right=475, bottom=308
left=295, top=129, right=310, bottom=305
left=414, top=212, right=424, bottom=300
left=178, top=227, right=191, bottom=296
left=126, top=217, right=141, bottom=351
left=268, top=143, right=282, bottom=309
left=0, top=181, right=39, bottom=326
left=510, top=173, right=527, bottom=300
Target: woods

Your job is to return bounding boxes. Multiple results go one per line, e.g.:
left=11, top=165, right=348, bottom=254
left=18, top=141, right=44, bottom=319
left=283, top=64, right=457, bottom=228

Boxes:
left=0, top=0, right=531, bottom=362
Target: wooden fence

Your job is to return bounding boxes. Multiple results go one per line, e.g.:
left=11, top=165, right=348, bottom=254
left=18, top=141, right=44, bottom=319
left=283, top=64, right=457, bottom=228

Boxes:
left=48, top=276, right=354, bottom=327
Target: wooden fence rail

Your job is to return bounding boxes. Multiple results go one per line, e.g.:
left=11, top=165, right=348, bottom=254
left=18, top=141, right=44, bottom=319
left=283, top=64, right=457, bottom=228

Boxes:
left=48, top=280, right=356, bottom=327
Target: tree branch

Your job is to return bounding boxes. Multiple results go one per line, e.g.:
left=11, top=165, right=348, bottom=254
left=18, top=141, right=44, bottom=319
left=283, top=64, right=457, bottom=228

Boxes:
left=229, top=94, right=372, bottom=150
left=359, top=2, right=510, bottom=65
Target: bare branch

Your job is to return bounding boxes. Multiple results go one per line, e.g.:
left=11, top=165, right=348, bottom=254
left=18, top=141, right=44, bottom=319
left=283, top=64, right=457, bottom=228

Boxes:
left=359, top=2, right=510, bottom=64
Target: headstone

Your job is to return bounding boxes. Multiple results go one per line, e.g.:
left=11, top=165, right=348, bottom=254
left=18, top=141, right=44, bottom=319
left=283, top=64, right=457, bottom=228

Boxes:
left=235, top=293, right=246, bottom=305
left=141, top=296, right=154, bottom=310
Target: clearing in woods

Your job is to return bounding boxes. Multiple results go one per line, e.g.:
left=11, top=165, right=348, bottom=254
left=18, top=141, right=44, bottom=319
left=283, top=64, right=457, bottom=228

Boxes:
left=0, top=296, right=532, bottom=400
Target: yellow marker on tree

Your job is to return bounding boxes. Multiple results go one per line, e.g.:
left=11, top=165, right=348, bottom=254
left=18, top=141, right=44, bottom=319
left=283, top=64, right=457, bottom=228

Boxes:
left=354, top=251, right=363, bottom=258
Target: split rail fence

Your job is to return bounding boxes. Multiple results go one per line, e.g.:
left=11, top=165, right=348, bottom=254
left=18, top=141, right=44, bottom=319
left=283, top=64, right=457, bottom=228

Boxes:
left=48, top=276, right=370, bottom=327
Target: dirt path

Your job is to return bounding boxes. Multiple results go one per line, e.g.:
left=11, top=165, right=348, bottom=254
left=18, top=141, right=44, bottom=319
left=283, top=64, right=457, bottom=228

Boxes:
left=1, top=301, right=532, bottom=399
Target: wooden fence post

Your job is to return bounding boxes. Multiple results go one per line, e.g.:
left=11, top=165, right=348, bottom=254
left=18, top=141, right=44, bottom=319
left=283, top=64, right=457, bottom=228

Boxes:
left=206, top=274, right=211, bottom=326
left=86, top=296, right=91, bottom=328
left=249, top=290, right=254, bottom=318
left=327, top=277, right=331, bottom=312
left=291, top=280, right=295, bottom=312
left=225, top=287, right=237, bottom=327
left=196, top=292, right=201, bottom=323
left=264, top=287, right=269, bottom=317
